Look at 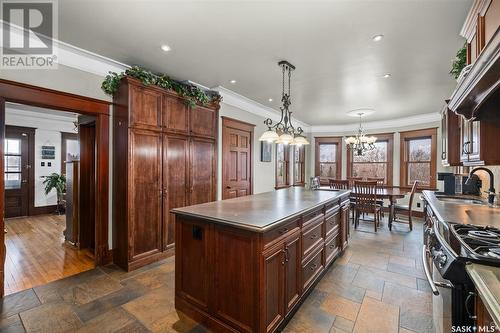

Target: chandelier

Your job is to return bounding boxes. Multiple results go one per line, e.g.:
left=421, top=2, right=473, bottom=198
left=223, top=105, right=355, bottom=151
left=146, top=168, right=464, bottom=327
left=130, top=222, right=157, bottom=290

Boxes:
left=345, top=110, right=377, bottom=156
left=258, top=61, right=309, bottom=146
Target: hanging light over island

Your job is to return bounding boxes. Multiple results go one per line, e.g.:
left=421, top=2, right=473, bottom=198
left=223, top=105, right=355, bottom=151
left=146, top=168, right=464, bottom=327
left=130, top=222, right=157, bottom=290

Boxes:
left=259, top=61, right=309, bottom=147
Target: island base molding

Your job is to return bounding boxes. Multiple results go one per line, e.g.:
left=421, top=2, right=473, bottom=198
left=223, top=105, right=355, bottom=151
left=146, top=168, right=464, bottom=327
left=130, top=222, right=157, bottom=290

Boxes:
left=173, top=192, right=350, bottom=333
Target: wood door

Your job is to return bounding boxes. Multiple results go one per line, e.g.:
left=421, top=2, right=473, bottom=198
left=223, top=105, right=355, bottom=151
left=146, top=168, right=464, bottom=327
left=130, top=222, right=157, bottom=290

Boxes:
left=190, top=106, right=216, bottom=139
left=163, top=134, right=189, bottom=249
left=262, top=242, right=285, bottom=333
left=4, top=126, right=34, bottom=218
left=189, top=138, right=216, bottom=205
left=79, top=121, right=96, bottom=251
left=129, top=85, right=162, bottom=130
left=284, top=231, right=301, bottom=315
left=129, top=129, right=163, bottom=259
left=163, top=95, right=189, bottom=134
left=222, top=118, right=254, bottom=199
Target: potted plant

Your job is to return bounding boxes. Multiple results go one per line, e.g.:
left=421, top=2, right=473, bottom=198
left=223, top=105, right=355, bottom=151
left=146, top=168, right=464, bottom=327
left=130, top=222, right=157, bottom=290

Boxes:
left=43, top=173, right=66, bottom=214
left=450, top=45, right=467, bottom=81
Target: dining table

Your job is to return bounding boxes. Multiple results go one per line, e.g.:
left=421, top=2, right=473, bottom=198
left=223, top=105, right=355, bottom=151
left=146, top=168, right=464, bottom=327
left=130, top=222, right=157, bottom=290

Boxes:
left=319, top=186, right=408, bottom=230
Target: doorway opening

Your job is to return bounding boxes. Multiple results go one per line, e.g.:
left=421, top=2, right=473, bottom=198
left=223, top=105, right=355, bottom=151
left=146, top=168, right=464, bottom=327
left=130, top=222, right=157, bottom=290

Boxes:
left=3, top=103, right=98, bottom=295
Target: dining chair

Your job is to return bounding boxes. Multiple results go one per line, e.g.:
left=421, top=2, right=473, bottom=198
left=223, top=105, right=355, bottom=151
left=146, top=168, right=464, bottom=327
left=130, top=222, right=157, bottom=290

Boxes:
left=367, top=177, right=386, bottom=219
left=393, top=181, right=418, bottom=231
left=347, top=177, right=363, bottom=189
left=353, top=180, right=381, bottom=232
left=329, top=179, right=349, bottom=189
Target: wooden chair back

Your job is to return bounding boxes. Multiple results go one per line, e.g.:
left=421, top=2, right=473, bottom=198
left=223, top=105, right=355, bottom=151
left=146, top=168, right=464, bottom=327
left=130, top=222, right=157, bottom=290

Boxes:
left=347, top=177, right=363, bottom=188
left=354, top=180, right=378, bottom=212
left=367, top=177, right=385, bottom=186
left=329, top=179, right=349, bottom=190
left=408, top=180, right=419, bottom=208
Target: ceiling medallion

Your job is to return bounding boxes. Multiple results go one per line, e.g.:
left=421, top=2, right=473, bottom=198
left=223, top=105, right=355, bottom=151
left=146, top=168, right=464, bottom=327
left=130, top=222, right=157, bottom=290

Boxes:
left=258, top=61, right=309, bottom=147
left=345, top=110, right=377, bottom=156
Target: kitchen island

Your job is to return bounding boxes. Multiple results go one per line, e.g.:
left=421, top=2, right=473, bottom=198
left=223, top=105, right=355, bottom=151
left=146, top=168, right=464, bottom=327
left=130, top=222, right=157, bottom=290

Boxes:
left=171, top=187, right=350, bottom=333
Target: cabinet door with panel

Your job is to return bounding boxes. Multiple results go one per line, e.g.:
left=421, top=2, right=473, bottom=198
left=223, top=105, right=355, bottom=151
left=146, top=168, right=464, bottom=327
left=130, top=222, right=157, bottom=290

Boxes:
left=190, top=106, right=217, bottom=138
left=189, top=138, right=216, bottom=205
left=163, top=134, right=189, bottom=249
left=340, top=204, right=349, bottom=249
left=163, top=95, right=189, bottom=134
left=284, top=231, right=301, bottom=315
left=129, top=129, right=163, bottom=259
left=262, top=243, right=285, bottom=333
left=130, top=85, right=162, bottom=130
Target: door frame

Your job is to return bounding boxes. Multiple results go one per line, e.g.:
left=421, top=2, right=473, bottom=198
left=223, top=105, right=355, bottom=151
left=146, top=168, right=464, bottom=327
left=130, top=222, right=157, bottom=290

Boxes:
left=4, top=125, right=35, bottom=217
left=221, top=117, right=254, bottom=199
left=0, top=78, right=111, bottom=298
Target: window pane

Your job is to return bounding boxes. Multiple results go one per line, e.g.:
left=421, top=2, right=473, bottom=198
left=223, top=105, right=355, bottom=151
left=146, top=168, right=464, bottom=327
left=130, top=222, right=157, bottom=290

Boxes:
left=5, top=139, right=21, bottom=155
left=5, top=173, right=21, bottom=189
left=277, top=144, right=284, bottom=162
left=409, top=138, right=431, bottom=161
left=408, top=162, right=430, bottom=186
left=66, top=139, right=79, bottom=159
left=277, top=161, right=285, bottom=184
left=352, top=163, right=387, bottom=181
left=5, top=156, right=21, bottom=172
left=294, top=163, right=299, bottom=182
left=320, top=163, right=336, bottom=178
left=319, top=144, right=336, bottom=162
left=353, top=141, right=387, bottom=162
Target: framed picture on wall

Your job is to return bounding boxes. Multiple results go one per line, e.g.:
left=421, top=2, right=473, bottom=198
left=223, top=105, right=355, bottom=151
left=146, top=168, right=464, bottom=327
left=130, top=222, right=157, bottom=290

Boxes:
left=261, top=141, right=272, bottom=162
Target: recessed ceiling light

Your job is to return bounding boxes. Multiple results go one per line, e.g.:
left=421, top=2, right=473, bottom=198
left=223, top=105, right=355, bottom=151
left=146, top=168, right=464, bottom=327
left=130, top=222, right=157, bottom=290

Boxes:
left=382, top=73, right=391, bottom=78
left=160, top=44, right=171, bottom=52
left=268, top=98, right=273, bottom=102
left=230, top=80, right=237, bottom=84
left=372, top=34, right=384, bottom=42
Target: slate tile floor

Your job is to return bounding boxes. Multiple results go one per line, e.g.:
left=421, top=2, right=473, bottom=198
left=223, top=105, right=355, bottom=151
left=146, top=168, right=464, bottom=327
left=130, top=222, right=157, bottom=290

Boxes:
left=0, top=219, right=432, bottom=333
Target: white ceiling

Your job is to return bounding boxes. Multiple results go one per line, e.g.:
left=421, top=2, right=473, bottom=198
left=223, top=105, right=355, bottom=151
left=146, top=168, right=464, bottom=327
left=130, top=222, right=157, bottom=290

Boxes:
left=58, top=0, right=471, bottom=125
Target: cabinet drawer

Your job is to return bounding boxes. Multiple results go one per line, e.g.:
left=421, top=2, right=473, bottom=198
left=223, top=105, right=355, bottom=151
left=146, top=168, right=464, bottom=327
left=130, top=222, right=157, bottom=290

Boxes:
left=325, top=201, right=339, bottom=215
left=325, top=210, right=340, bottom=238
left=263, top=218, right=300, bottom=247
left=324, top=233, right=340, bottom=266
left=302, top=248, right=324, bottom=292
left=302, top=207, right=324, bottom=227
left=302, top=220, right=323, bottom=258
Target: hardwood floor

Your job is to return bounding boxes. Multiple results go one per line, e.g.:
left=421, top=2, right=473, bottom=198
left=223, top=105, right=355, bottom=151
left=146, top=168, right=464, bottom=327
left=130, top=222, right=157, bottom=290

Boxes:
left=0, top=217, right=432, bottom=333
left=4, top=214, right=95, bottom=296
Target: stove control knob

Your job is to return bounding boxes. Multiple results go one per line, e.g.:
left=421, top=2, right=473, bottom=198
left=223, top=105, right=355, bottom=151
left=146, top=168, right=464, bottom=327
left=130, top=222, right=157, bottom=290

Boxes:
left=438, top=254, right=447, bottom=268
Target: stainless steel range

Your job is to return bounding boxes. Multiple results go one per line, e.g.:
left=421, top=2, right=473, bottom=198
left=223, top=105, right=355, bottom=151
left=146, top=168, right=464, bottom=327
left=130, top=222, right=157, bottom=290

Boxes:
left=422, top=197, right=500, bottom=333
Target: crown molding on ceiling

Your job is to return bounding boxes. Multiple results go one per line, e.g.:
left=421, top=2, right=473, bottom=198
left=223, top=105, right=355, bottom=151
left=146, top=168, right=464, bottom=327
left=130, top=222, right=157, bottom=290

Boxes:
left=310, top=112, right=442, bottom=134
left=212, top=85, right=312, bottom=132
left=57, top=39, right=129, bottom=77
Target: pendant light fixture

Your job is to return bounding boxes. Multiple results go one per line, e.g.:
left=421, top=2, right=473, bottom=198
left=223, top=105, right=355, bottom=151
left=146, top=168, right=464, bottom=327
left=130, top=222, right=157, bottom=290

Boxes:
left=345, top=110, right=377, bottom=156
left=259, top=61, right=309, bottom=147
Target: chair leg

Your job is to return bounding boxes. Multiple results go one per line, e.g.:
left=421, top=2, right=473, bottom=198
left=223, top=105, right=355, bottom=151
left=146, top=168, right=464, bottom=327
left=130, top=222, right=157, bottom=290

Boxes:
left=374, top=210, right=377, bottom=232
left=409, top=212, right=413, bottom=231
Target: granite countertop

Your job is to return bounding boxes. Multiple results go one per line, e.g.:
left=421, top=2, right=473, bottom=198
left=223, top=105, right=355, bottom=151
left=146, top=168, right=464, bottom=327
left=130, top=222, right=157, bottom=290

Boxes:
left=422, top=191, right=500, bottom=228
left=466, top=264, right=500, bottom=328
left=172, top=187, right=350, bottom=232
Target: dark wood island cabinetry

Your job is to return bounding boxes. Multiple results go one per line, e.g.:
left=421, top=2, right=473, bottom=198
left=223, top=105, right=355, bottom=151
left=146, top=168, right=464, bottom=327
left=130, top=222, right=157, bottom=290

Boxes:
left=172, top=188, right=350, bottom=333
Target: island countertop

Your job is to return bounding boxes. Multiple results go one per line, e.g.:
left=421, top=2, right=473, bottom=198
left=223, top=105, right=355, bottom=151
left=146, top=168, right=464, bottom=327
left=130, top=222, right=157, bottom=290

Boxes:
left=171, top=187, right=350, bottom=232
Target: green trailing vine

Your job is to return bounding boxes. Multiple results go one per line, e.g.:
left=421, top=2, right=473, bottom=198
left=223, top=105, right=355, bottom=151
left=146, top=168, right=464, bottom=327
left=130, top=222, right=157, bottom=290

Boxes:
left=450, top=44, right=467, bottom=79
left=101, top=66, right=221, bottom=107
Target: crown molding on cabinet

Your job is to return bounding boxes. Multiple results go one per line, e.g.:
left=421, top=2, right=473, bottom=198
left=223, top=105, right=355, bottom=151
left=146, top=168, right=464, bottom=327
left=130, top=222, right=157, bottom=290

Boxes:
left=211, top=85, right=312, bottom=132
left=310, top=112, right=442, bottom=134
left=460, top=0, right=492, bottom=40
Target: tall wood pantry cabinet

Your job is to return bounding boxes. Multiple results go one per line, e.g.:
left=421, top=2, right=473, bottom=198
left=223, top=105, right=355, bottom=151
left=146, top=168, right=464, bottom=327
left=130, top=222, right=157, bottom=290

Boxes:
left=113, top=77, right=219, bottom=271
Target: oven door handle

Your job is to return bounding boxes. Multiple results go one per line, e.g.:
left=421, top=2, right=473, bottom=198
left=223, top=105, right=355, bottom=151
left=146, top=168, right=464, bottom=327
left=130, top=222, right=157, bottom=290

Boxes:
left=422, top=246, right=453, bottom=296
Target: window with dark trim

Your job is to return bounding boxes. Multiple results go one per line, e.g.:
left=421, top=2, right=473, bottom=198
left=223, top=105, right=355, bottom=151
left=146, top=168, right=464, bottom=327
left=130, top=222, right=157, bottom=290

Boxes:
left=314, top=137, right=342, bottom=183
left=347, top=133, right=394, bottom=185
left=293, top=145, right=305, bottom=186
left=276, top=143, right=290, bottom=188
left=400, top=128, right=437, bottom=189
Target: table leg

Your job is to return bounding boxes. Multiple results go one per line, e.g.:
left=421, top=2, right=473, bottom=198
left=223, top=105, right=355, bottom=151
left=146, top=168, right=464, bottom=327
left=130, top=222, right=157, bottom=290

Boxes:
left=389, top=197, right=395, bottom=231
